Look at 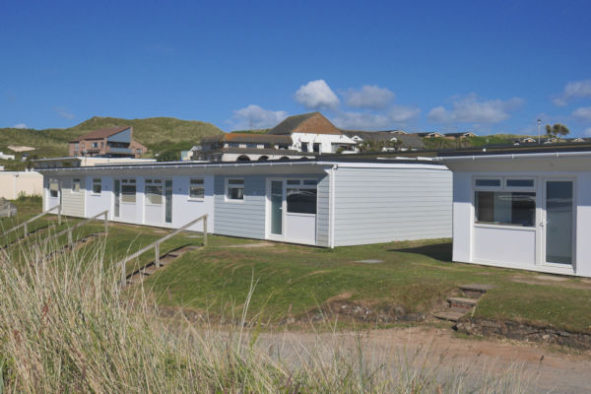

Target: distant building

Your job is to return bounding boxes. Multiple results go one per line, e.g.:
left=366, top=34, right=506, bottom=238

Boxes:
left=443, top=132, right=476, bottom=139
left=33, top=156, right=156, bottom=169
left=416, top=132, right=444, bottom=138
left=0, top=152, right=16, bottom=160
left=195, top=112, right=357, bottom=162
left=341, top=131, right=424, bottom=151
left=69, top=126, right=147, bottom=158
left=268, top=112, right=357, bottom=154
left=0, top=170, right=43, bottom=199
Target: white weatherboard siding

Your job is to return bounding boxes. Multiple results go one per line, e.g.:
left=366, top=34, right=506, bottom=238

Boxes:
left=214, top=175, right=266, bottom=239
left=333, top=166, right=452, bottom=246
left=315, top=173, right=330, bottom=247
left=60, top=177, right=85, bottom=217
left=170, top=175, right=214, bottom=232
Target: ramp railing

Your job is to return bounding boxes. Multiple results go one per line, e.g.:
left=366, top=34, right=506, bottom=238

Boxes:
left=53, top=210, right=109, bottom=246
left=3, top=204, right=62, bottom=239
left=116, top=214, right=207, bottom=286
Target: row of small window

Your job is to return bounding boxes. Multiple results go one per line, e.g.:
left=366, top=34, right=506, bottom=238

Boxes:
left=50, top=178, right=206, bottom=201
left=475, top=178, right=534, bottom=189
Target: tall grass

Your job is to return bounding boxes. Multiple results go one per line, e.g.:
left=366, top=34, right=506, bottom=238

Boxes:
left=0, top=232, right=532, bottom=392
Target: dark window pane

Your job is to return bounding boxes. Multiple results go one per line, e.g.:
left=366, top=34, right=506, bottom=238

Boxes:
left=287, top=188, right=317, bottom=214
left=507, top=179, right=534, bottom=188
left=475, top=191, right=535, bottom=227
left=475, top=179, right=501, bottom=187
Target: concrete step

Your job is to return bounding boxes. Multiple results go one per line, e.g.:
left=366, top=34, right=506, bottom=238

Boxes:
left=433, top=310, right=466, bottom=322
left=448, top=296, right=478, bottom=309
left=460, top=283, right=494, bottom=298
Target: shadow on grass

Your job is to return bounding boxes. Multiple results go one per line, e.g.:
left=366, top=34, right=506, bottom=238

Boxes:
left=388, top=242, right=452, bottom=263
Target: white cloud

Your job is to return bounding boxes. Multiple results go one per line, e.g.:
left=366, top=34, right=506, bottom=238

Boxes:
left=343, top=85, right=394, bottom=109
left=332, top=112, right=391, bottom=130
left=572, top=106, right=591, bottom=121
left=54, top=106, right=75, bottom=120
left=332, top=106, right=420, bottom=130
left=294, top=80, right=339, bottom=109
left=553, top=80, right=591, bottom=106
left=12, top=123, right=27, bottom=129
left=584, top=127, right=591, bottom=137
left=428, top=94, right=523, bottom=124
left=389, top=105, right=420, bottom=122
left=229, top=104, right=288, bottom=130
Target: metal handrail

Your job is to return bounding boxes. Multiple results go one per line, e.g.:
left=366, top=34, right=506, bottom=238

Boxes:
left=3, top=204, right=62, bottom=238
left=117, top=214, right=208, bottom=285
left=54, top=210, right=109, bottom=246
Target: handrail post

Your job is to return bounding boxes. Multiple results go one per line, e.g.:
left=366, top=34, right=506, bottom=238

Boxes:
left=58, top=205, right=62, bottom=225
left=104, top=212, right=108, bottom=235
left=121, top=260, right=126, bottom=286
left=23, top=222, right=28, bottom=238
left=155, top=243, right=160, bottom=268
left=203, top=215, right=208, bottom=246
left=67, top=230, right=73, bottom=247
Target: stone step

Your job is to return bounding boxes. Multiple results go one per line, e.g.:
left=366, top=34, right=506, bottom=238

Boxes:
left=448, top=296, right=478, bottom=309
left=433, top=310, right=466, bottom=322
left=460, top=283, right=494, bottom=298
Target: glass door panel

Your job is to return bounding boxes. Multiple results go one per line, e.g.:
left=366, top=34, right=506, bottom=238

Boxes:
left=545, top=181, right=573, bottom=265
left=114, top=179, right=120, bottom=217
left=271, top=180, right=283, bottom=235
left=165, top=180, right=173, bottom=223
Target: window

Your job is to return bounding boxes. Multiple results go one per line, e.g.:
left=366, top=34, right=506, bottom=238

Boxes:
left=92, top=142, right=98, bottom=148
left=474, top=177, right=536, bottom=227
left=189, top=178, right=205, bottom=200
left=313, top=143, right=321, bottom=153
left=475, top=178, right=501, bottom=187
left=475, top=191, right=535, bottom=227
left=301, top=142, right=309, bottom=152
left=92, top=178, right=102, bottom=194
left=286, top=179, right=317, bottom=214
left=145, top=179, right=163, bottom=204
left=121, top=179, right=136, bottom=203
left=49, top=179, right=59, bottom=198
left=226, top=178, right=244, bottom=200
left=506, top=179, right=534, bottom=188
left=72, top=178, right=81, bottom=193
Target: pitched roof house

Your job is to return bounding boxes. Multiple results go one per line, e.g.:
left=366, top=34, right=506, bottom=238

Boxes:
left=69, top=126, right=147, bottom=158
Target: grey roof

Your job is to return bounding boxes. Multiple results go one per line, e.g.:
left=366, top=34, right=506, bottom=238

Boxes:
left=202, top=133, right=292, bottom=144
left=342, top=131, right=424, bottom=149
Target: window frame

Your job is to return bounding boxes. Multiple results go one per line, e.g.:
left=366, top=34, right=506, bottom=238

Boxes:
left=473, top=176, right=537, bottom=228
left=120, top=178, right=137, bottom=204
left=71, top=178, right=81, bottom=193
left=91, top=178, right=102, bottom=195
left=144, top=178, right=163, bottom=205
left=188, top=178, right=205, bottom=201
left=285, top=178, right=318, bottom=215
left=225, top=178, right=245, bottom=202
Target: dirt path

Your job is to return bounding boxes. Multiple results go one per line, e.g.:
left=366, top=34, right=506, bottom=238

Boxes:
left=256, top=325, right=591, bottom=393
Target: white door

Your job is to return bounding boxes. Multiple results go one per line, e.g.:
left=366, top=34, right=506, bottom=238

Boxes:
left=543, top=179, right=575, bottom=266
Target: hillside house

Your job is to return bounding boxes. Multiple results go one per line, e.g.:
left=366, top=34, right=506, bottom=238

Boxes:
left=69, top=126, right=147, bottom=158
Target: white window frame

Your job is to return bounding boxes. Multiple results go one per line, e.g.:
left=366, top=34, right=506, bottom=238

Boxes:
left=225, top=178, right=245, bottom=202
left=473, top=175, right=537, bottom=228
left=91, top=178, right=102, bottom=195
left=121, top=178, right=137, bottom=204
left=71, top=178, right=81, bottom=193
left=285, top=178, right=318, bottom=215
left=144, top=179, right=163, bottom=205
left=188, top=178, right=205, bottom=201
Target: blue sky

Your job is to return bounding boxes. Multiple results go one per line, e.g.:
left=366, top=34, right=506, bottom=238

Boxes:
left=2, top=0, right=591, bottom=136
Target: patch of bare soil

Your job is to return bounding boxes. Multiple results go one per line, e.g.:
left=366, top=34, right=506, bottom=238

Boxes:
left=225, top=242, right=274, bottom=248
left=256, top=326, right=591, bottom=393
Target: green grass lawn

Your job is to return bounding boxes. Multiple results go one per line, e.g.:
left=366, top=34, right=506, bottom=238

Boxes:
left=5, top=197, right=591, bottom=334
left=144, top=238, right=591, bottom=333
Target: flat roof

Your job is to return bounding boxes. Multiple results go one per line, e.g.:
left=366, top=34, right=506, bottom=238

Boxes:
left=35, top=157, right=447, bottom=173
left=438, top=143, right=591, bottom=159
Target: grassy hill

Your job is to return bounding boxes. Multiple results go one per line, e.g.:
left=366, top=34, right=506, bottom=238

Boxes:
left=0, top=116, right=223, bottom=169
